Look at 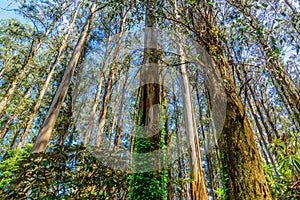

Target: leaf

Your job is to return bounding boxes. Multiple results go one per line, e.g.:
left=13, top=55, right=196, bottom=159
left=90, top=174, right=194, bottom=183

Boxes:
left=274, top=46, right=280, bottom=54
left=207, top=1, right=214, bottom=5
left=278, top=160, right=286, bottom=170
left=256, top=25, right=264, bottom=34
left=292, top=157, right=300, bottom=172
left=270, top=36, right=276, bottom=45
left=296, top=44, right=300, bottom=54
left=281, top=12, right=287, bottom=16
left=155, top=9, right=161, bottom=15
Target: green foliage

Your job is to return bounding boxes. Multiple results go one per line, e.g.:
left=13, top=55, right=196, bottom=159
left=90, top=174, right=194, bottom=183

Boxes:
left=207, top=1, right=214, bottom=6
left=0, top=145, right=128, bottom=199
left=296, top=44, right=300, bottom=54
left=214, top=187, right=226, bottom=200
left=0, top=144, right=32, bottom=192
left=128, top=136, right=168, bottom=200
left=216, top=154, right=229, bottom=200
left=264, top=132, right=300, bottom=199
left=128, top=113, right=168, bottom=200
left=0, top=19, right=35, bottom=93
left=128, top=170, right=167, bottom=200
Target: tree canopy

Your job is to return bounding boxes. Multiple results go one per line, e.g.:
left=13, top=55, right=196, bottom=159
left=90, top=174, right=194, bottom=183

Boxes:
left=0, top=0, right=299, bottom=199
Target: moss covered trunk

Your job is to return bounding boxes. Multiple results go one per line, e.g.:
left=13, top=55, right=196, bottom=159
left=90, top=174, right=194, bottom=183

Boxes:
left=129, top=0, right=167, bottom=199
left=183, top=1, right=273, bottom=198
left=206, top=42, right=271, bottom=199
left=219, top=79, right=272, bottom=199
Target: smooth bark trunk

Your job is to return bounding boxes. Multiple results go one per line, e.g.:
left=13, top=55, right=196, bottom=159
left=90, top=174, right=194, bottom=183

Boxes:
left=16, top=2, right=82, bottom=149
left=31, top=3, right=97, bottom=153
left=174, top=1, right=208, bottom=198
left=94, top=13, right=128, bottom=147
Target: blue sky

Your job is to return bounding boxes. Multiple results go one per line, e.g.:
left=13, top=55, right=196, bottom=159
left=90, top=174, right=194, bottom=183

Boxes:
left=0, top=0, right=27, bottom=22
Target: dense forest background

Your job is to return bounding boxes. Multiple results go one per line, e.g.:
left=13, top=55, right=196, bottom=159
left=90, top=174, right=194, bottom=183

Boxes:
left=0, top=0, right=299, bottom=199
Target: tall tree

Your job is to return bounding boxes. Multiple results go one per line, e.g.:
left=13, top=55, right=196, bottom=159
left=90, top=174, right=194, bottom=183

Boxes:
left=129, top=0, right=167, bottom=199
left=0, top=2, right=67, bottom=115
left=174, top=0, right=208, bottom=199
left=167, top=1, right=273, bottom=199
left=94, top=8, right=129, bottom=147
left=16, top=1, right=82, bottom=149
left=31, top=2, right=98, bottom=153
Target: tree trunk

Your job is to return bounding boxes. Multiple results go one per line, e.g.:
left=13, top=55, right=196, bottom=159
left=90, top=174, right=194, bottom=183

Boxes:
left=162, top=68, right=174, bottom=200
left=94, top=12, right=128, bottom=147
left=114, top=66, right=129, bottom=149
left=107, top=79, right=121, bottom=149
left=196, top=85, right=217, bottom=199
left=31, top=3, right=97, bottom=153
left=130, top=0, right=166, bottom=199
left=0, top=2, right=66, bottom=115
left=174, top=1, right=208, bottom=198
left=16, top=1, right=82, bottom=149
left=185, top=2, right=272, bottom=199
left=218, top=91, right=271, bottom=199
left=179, top=51, right=208, bottom=200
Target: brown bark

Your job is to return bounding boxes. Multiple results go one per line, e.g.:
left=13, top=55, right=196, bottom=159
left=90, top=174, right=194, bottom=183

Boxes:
left=94, top=12, right=129, bottom=147
left=16, top=2, right=82, bottom=149
left=94, top=63, right=117, bottom=147
left=184, top=2, right=272, bottom=199
left=173, top=1, right=208, bottom=198
left=107, top=80, right=121, bottom=149
left=114, top=67, right=129, bottom=149
left=30, top=3, right=97, bottom=153
left=138, top=0, right=162, bottom=172
left=217, top=76, right=271, bottom=199
left=130, top=0, right=164, bottom=199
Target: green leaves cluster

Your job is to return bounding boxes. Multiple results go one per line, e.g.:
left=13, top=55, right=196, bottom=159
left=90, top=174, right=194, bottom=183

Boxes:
left=0, top=145, right=128, bottom=199
left=0, top=144, right=32, bottom=193
left=264, top=132, right=300, bottom=199
left=128, top=113, right=168, bottom=200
